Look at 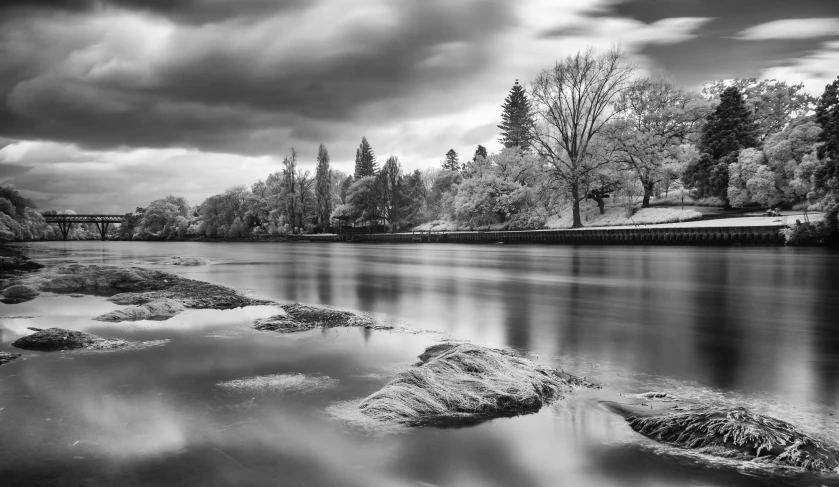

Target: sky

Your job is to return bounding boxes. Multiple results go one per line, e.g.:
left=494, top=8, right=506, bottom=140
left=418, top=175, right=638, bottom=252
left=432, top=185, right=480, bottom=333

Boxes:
left=0, top=0, right=837, bottom=213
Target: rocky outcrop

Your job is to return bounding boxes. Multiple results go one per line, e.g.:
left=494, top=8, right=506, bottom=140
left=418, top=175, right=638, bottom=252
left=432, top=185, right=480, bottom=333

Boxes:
left=359, top=343, right=597, bottom=426
left=11, top=327, right=166, bottom=352
left=1, top=284, right=39, bottom=304
left=14, top=264, right=273, bottom=321
left=601, top=401, right=839, bottom=473
left=0, top=351, right=21, bottom=365
left=253, top=303, right=391, bottom=333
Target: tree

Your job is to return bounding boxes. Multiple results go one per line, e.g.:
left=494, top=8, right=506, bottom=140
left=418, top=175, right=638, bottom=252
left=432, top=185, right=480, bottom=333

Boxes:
left=282, top=149, right=298, bottom=229
left=529, top=47, right=634, bottom=227
left=378, top=156, right=404, bottom=232
left=703, top=78, right=817, bottom=142
left=498, top=80, right=535, bottom=151
left=354, top=137, right=377, bottom=179
left=453, top=173, right=528, bottom=228
left=814, top=76, right=839, bottom=232
left=683, top=86, right=758, bottom=206
left=295, top=169, right=315, bottom=232
left=443, top=149, right=460, bottom=172
left=315, top=143, right=332, bottom=232
left=607, top=77, right=709, bottom=207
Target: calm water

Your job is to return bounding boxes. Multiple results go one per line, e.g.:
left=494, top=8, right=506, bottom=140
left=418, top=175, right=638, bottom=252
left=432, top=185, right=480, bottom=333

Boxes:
left=1, top=241, right=838, bottom=487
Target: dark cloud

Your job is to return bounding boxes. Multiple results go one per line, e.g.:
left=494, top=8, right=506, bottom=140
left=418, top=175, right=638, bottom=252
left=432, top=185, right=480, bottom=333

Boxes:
left=640, top=37, right=839, bottom=88
left=598, top=0, right=837, bottom=26
left=590, top=0, right=839, bottom=87
left=0, top=0, right=516, bottom=154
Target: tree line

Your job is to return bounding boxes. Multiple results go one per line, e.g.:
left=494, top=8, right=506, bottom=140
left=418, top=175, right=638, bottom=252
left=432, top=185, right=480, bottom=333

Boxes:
left=2, top=47, right=837, bottom=243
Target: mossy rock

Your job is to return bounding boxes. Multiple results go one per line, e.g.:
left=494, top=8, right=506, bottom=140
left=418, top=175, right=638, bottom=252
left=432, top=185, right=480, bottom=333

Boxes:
left=1, top=284, right=39, bottom=303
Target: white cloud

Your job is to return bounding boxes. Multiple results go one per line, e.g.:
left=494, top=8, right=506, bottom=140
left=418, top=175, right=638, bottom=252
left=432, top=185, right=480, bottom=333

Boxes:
left=0, top=141, right=280, bottom=212
left=757, top=41, right=839, bottom=95
left=736, top=18, right=839, bottom=40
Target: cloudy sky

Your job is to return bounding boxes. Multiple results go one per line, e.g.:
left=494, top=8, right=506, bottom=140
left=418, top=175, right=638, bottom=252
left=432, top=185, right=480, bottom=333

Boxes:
left=1, top=0, right=837, bottom=213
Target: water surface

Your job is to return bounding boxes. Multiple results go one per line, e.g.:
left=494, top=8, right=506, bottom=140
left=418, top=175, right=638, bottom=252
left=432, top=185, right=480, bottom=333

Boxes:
left=1, top=241, right=838, bottom=487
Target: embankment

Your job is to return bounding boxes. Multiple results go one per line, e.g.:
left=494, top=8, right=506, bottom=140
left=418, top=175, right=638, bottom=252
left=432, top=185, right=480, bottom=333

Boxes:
left=350, top=225, right=786, bottom=246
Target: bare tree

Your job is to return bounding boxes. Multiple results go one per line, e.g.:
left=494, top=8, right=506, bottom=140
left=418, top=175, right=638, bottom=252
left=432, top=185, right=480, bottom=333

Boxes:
left=529, top=47, right=634, bottom=227
left=295, top=169, right=315, bottom=231
left=378, top=155, right=402, bottom=232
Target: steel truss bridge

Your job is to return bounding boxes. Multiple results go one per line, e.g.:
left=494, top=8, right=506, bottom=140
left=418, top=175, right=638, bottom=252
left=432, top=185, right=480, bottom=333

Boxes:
left=42, top=214, right=125, bottom=240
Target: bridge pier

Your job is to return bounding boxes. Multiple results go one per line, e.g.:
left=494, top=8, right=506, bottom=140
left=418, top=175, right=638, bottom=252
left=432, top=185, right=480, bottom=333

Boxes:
left=57, top=221, right=73, bottom=240
left=94, top=221, right=110, bottom=241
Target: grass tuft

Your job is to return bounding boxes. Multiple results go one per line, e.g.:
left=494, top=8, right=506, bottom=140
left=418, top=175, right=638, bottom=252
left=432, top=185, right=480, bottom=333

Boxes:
left=627, top=407, right=839, bottom=472
left=359, top=343, right=596, bottom=426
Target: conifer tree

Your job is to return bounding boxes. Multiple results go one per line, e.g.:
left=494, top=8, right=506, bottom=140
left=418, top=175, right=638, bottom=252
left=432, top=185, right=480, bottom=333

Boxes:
left=682, top=86, right=757, bottom=206
left=473, top=145, right=488, bottom=161
left=354, top=137, right=377, bottom=178
left=498, top=80, right=535, bottom=151
left=315, top=143, right=332, bottom=232
left=443, top=149, right=460, bottom=172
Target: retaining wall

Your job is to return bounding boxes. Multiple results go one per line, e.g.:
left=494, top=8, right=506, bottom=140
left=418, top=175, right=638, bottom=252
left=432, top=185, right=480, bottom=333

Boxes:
left=354, top=225, right=786, bottom=246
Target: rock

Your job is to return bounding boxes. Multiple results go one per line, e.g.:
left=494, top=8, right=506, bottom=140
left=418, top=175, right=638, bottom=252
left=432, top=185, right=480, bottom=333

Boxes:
left=12, top=328, right=105, bottom=351
left=15, top=264, right=274, bottom=320
left=94, top=298, right=186, bottom=322
left=1, top=284, right=40, bottom=303
left=359, top=343, right=597, bottom=426
left=0, top=246, right=44, bottom=278
left=167, top=257, right=210, bottom=266
left=0, top=352, right=21, bottom=366
left=253, top=315, right=317, bottom=333
left=253, top=303, right=392, bottom=333
left=600, top=402, right=839, bottom=473
left=11, top=327, right=165, bottom=352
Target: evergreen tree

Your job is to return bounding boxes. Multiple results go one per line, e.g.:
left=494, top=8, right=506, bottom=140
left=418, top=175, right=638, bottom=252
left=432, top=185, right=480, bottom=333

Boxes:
left=315, top=143, right=332, bottom=232
left=354, top=136, right=377, bottom=178
left=462, top=145, right=488, bottom=175
left=682, top=86, right=757, bottom=206
left=815, top=76, right=839, bottom=163
left=498, top=80, right=535, bottom=151
left=814, top=76, right=839, bottom=233
left=443, top=149, right=460, bottom=172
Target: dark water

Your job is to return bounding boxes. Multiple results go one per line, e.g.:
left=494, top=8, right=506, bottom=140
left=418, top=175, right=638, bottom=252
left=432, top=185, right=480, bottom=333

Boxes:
left=1, top=242, right=838, bottom=487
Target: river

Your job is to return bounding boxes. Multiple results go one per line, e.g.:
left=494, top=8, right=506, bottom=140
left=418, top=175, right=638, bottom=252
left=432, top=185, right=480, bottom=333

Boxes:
left=1, top=241, right=838, bottom=486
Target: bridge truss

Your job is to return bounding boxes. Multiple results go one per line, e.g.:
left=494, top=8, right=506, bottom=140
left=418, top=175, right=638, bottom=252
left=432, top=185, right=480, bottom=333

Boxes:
left=42, top=214, right=125, bottom=240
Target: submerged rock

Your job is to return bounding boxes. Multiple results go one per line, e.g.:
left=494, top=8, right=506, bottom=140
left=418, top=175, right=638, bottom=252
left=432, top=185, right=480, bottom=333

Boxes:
left=0, top=351, right=21, bottom=365
left=11, top=327, right=165, bottom=352
left=15, top=264, right=273, bottom=321
left=601, top=401, right=839, bottom=473
left=1, top=284, right=40, bottom=303
left=253, top=315, right=317, bottom=333
left=167, top=257, right=211, bottom=266
left=254, top=303, right=391, bottom=333
left=0, top=247, right=44, bottom=278
left=359, top=343, right=597, bottom=426
left=13, top=328, right=120, bottom=351
left=94, top=298, right=186, bottom=322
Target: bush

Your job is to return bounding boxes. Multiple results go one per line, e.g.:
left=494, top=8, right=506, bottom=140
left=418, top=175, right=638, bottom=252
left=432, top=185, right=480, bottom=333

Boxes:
left=782, top=221, right=836, bottom=246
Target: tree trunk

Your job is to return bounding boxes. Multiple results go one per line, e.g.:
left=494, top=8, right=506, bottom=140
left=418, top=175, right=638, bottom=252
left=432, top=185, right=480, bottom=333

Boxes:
left=642, top=182, right=654, bottom=208
left=571, top=182, right=583, bottom=228
left=595, top=196, right=605, bottom=214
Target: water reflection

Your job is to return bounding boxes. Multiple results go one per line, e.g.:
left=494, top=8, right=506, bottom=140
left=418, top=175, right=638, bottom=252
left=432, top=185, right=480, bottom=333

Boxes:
left=2, top=242, right=838, bottom=486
